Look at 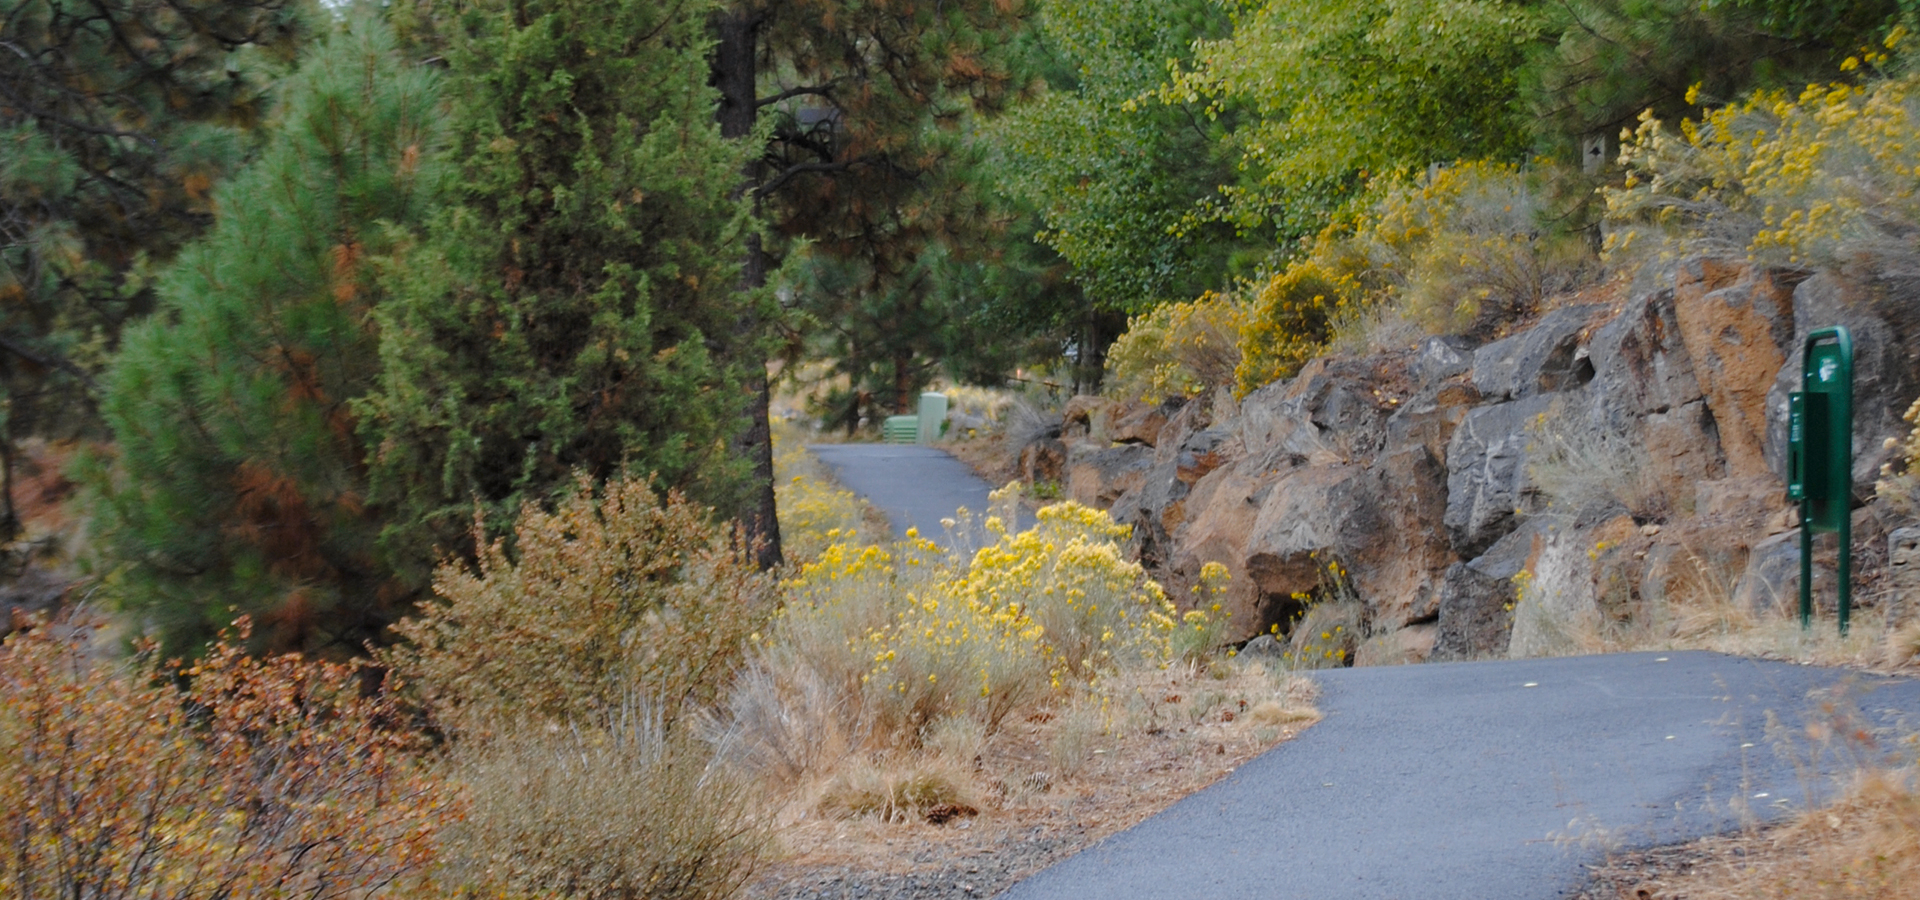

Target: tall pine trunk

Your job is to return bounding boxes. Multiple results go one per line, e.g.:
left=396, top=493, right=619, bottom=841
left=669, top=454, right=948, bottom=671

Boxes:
left=714, top=6, right=782, bottom=569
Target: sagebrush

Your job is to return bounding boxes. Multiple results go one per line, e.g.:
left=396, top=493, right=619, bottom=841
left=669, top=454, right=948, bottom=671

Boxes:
left=386, top=473, right=776, bottom=735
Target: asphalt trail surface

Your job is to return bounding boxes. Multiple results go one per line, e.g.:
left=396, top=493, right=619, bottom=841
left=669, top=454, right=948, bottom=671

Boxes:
left=999, top=651, right=1920, bottom=900
left=802, top=444, right=1920, bottom=898
left=808, top=444, right=1031, bottom=546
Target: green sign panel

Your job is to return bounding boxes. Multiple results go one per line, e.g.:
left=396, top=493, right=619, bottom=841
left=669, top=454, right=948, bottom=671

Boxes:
left=1787, top=327, right=1853, bottom=633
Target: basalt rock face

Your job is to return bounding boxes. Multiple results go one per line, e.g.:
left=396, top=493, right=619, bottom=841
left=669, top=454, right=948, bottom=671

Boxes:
left=1041, top=258, right=1920, bottom=660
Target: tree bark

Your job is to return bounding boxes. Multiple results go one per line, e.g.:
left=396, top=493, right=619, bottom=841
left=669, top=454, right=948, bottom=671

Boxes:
left=714, top=5, right=783, bottom=570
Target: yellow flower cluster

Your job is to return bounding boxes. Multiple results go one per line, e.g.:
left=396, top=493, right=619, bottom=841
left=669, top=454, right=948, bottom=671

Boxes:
left=1877, top=397, right=1920, bottom=518
left=1105, top=291, right=1249, bottom=404
left=1228, top=159, right=1563, bottom=395
left=1609, top=28, right=1920, bottom=265
left=772, top=428, right=871, bottom=561
left=1235, top=259, right=1360, bottom=394
left=778, top=499, right=1200, bottom=741
left=1274, top=555, right=1360, bottom=668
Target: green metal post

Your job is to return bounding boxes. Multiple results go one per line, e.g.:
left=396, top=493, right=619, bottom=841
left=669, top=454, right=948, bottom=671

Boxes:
left=1795, top=327, right=1853, bottom=635
left=1840, top=497, right=1852, bottom=635
left=1800, top=499, right=1813, bottom=631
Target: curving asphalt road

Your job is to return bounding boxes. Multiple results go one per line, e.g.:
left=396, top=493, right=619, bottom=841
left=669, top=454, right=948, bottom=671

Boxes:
left=807, top=443, right=1032, bottom=547
left=1000, top=651, right=1920, bottom=900
left=804, top=443, right=1920, bottom=899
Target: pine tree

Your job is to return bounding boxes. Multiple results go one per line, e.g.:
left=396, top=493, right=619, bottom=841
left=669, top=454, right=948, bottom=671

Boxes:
left=709, top=0, right=1037, bottom=560
left=0, top=0, right=314, bottom=542
left=360, top=0, right=760, bottom=576
left=1526, top=0, right=1905, bottom=152
left=87, top=15, right=443, bottom=655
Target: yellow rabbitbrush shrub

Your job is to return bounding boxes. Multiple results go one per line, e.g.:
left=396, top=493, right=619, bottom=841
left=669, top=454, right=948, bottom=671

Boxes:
left=1878, top=396, right=1920, bottom=522
left=773, top=423, right=873, bottom=562
left=1104, top=292, right=1248, bottom=404
left=1228, top=161, right=1589, bottom=396
left=388, top=473, right=777, bottom=735
left=0, top=622, right=447, bottom=899
left=1608, top=30, right=1920, bottom=267
left=1234, top=259, right=1361, bottom=394
left=744, top=494, right=1208, bottom=768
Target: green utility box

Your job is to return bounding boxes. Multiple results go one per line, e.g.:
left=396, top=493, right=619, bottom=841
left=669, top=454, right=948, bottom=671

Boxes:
left=1788, top=327, right=1854, bottom=632
left=917, top=392, right=949, bottom=444
left=883, top=415, right=919, bottom=444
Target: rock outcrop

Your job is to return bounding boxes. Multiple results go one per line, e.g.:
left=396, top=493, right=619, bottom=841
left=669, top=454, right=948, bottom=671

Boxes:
left=1024, top=258, right=1920, bottom=661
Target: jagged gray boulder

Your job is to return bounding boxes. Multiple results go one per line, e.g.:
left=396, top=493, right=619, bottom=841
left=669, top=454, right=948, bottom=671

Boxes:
left=1469, top=304, right=1603, bottom=402
left=1443, top=393, right=1553, bottom=558
left=1066, top=444, right=1154, bottom=508
left=1432, top=519, right=1542, bottom=660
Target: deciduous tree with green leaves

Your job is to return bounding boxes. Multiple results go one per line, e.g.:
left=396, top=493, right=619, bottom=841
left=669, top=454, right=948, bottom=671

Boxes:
left=1170, top=0, right=1543, bottom=236
left=991, top=0, right=1249, bottom=316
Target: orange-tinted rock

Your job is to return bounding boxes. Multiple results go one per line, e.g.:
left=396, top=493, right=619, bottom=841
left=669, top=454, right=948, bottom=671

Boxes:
left=1672, top=259, right=1796, bottom=481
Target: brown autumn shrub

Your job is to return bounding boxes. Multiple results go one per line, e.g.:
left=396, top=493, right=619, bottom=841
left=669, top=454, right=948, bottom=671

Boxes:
left=0, top=620, right=447, bottom=899
left=388, top=474, right=779, bottom=735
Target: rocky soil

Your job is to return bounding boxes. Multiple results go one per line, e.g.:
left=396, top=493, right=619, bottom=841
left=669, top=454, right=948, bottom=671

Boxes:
left=1022, top=258, right=1920, bottom=658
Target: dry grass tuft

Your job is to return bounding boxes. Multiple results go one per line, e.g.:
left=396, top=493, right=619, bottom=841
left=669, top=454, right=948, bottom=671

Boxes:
left=1882, top=619, right=1920, bottom=669
left=445, top=716, right=773, bottom=900
left=1583, top=765, right=1920, bottom=900
left=816, top=759, right=978, bottom=825
left=1246, top=698, right=1319, bottom=727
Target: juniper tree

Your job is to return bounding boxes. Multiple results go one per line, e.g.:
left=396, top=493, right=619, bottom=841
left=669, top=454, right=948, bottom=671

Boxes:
left=88, top=16, right=442, bottom=655
left=360, top=0, right=760, bottom=577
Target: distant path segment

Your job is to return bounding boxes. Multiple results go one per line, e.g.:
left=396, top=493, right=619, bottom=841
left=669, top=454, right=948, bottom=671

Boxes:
left=999, top=651, right=1920, bottom=900
left=807, top=444, right=1030, bottom=547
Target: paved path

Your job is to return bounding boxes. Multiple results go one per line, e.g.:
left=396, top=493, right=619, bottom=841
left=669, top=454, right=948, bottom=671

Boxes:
left=1000, top=651, right=1920, bottom=900
left=808, top=444, right=1031, bottom=546
left=802, top=443, right=1920, bottom=898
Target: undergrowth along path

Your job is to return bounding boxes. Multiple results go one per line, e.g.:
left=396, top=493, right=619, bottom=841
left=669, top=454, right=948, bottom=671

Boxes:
left=807, top=444, right=1032, bottom=547
left=998, top=651, right=1920, bottom=900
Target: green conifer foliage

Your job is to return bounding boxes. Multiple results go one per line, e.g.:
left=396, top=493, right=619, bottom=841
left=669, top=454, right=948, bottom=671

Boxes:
left=360, top=0, right=758, bottom=575
left=1526, top=0, right=1905, bottom=150
left=88, top=16, right=443, bottom=655
left=0, top=0, right=313, bottom=539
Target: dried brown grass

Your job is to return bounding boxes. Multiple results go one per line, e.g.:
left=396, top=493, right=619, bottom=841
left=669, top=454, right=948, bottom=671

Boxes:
left=1585, top=766, right=1920, bottom=900
left=815, top=758, right=979, bottom=824
left=443, top=716, right=773, bottom=900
